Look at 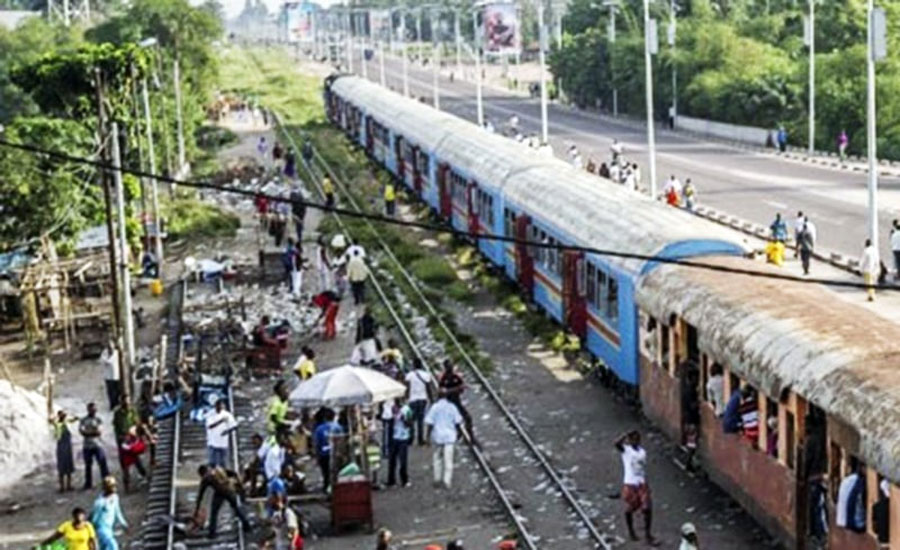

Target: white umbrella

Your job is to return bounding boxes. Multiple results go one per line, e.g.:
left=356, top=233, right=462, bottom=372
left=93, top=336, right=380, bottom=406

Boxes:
left=288, top=365, right=407, bottom=408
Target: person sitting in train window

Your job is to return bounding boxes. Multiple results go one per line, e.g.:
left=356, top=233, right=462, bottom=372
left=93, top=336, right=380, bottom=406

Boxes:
left=722, top=385, right=751, bottom=434
left=872, top=479, right=890, bottom=545
left=738, top=388, right=759, bottom=447
left=705, top=364, right=725, bottom=417
left=836, top=457, right=867, bottom=533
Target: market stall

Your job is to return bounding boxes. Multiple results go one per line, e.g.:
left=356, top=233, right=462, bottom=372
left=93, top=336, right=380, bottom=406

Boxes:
left=289, top=365, right=406, bottom=531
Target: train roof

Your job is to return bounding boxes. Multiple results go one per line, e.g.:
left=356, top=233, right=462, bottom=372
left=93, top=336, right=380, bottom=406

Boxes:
left=331, top=74, right=556, bottom=188
left=637, top=256, right=900, bottom=483
left=331, top=75, right=750, bottom=274
left=502, top=165, right=752, bottom=274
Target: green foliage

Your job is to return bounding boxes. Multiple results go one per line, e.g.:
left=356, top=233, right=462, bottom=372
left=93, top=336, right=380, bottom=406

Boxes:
left=552, top=0, right=900, bottom=157
left=0, top=117, right=101, bottom=250
left=163, top=197, right=240, bottom=240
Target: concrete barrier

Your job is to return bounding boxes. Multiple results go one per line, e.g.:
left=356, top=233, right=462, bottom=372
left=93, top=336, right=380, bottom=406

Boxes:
left=675, top=115, right=772, bottom=147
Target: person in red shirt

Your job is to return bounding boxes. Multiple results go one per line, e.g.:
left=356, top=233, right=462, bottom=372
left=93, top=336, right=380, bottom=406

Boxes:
left=311, top=291, right=340, bottom=340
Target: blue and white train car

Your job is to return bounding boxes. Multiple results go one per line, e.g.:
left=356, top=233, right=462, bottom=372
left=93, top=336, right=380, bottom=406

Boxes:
left=325, top=74, right=749, bottom=387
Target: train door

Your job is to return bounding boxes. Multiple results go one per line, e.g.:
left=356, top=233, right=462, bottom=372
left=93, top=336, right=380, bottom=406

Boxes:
left=412, top=146, right=423, bottom=194
left=438, top=163, right=451, bottom=219
left=395, top=136, right=405, bottom=179
left=365, top=117, right=374, bottom=155
left=562, top=251, right=587, bottom=338
left=515, top=215, right=534, bottom=297
left=796, top=404, right=826, bottom=550
left=466, top=182, right=479, bottom=235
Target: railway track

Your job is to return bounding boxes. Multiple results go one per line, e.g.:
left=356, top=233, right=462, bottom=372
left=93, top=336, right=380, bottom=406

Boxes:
left=140, top=280, right=250, bottom=550
left=274, top=112, right=613, bottom=550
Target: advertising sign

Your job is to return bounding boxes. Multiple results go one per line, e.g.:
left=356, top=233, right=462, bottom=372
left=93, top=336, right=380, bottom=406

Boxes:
left=284, top=2, right=315, bottom=43
left=483, top=2, right=520, bottom=55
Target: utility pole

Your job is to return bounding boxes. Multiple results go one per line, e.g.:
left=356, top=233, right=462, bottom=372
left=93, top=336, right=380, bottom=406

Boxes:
left=141, top=78, right=164, bottom=272
left=643, top=0, right=658, bottom=198
left=110, top=122, right=135, bottom=387
left=416, top=11, right=423, bottom=66
left=173, top=57, right=185, bottom=178
left=806, top=0, right=815, bottom=156
left=537, top=0, right=549, bottom=143
left=93, top=68, right=124, bottom=390
left=380, top=38, right=387, bottom=86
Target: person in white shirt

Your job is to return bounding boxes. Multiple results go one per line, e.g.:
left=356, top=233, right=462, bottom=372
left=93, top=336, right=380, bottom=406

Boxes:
left=610, top=139, right=624, bottom=165
left=859, top=238, right=880, bottom=302
left=891, top=219, right=900, bottom=278
left=424, top=391, right=463, bottom=489
left=615, top=430, right=659, bottom=546
left=262, top=434, right=286, bottom=481
left=344, top=243, right=368, bottom=305
left=705, top=364, right=725, bottom=417
left=623, top=169, right=637, bottom=192
left=803, top=216, right=817, bottom=247
left=538, top=141, right=554, bottom=157
left=404, top=358, right=434, bottom=446
left=679, top=523, right=699, bottom=550
left=101, top=341, right=120, bottom=411
left=205, top=398, right=238, bottom=468
left=609, top=162, right=621, bottom=183
left=663, top=174, right=682, bottom=197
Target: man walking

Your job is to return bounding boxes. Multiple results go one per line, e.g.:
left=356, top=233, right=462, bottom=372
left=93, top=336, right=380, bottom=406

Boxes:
left=769, top=213, right=788, bottom=243
left=193, top=464, right=253, bottom=539
left=404, top=358, right=433, bottom=446
left=425, top=390, right=463, bottom=489
left=615, top=430, right=659, bottom=546
left=793, top=211, right=805, bottom=258
left=205, top=398, right=238, bottom=468
left=79, top=402, right=110, bottom=490
left=388, top=397, right=413, bottom=488
left=101, top=341, right=119, bottom=411
left=346, top=243, right=368, bottom=305
left=797, top=222, right=815, bottom=275
left=860, top=239, right=879, bottom=302
left=438, top=360, right=474, bottom=444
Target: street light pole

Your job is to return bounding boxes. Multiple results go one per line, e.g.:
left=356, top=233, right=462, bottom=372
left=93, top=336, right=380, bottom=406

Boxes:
left=669, top=0, right=677, bottom=128
left=346, top=8, right=353, bottom=73
left=866, top=0, right=881, bottom=250
left=359, top=11, right=368, bottom=79
left=643, top=0, right=658, bottom=198
left=454, top=11, right=462, bottom=77
left=110, top=122, right=136, bottom=380
left=380, top=37, right=386, bottom=86
left=537, top=0, right=549, bottom=143
left=401, top=12, right=409, bottom=96
left=431, top=9, right=440, bottom=109
left=807, top=0, right=815, bottom=156
left=605, top=0, right=619, bottom=116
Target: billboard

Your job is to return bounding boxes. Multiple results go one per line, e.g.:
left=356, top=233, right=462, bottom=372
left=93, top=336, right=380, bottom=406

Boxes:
left=284, top=2, right=315, bottom=43
left=370, top=9, right=392, bottom=42
left=483, top=2, right=519, bottom=55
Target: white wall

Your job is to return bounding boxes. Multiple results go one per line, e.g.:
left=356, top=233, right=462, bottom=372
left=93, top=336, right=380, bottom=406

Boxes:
left=675, top=115, right=773, bottom=147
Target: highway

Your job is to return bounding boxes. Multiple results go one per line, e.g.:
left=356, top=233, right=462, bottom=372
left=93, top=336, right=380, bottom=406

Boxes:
left=348, top=48, right=900, bottom=263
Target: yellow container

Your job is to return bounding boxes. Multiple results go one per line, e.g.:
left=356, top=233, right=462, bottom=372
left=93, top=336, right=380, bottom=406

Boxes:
left=149, top=279, right=164, bottom=296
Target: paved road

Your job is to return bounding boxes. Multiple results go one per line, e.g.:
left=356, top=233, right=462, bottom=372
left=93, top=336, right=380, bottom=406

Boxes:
left=347, top=50, right=900, bottom=263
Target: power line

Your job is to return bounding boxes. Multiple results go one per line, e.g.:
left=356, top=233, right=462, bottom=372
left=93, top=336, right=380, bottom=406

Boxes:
left=0, top=135, right=896, bottom=291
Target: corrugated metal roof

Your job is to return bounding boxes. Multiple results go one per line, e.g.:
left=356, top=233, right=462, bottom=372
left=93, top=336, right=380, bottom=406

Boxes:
left=637, top=256, right=900, bottom=483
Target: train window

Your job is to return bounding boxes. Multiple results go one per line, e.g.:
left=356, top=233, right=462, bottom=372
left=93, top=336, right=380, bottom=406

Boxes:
left=685, top=323, right=699, bottom=363
left=576, top=258, right=586, bottom=295
left=660, top=324, right=670, bottom=367
left=586, top=263, right=596, bottom=306
left=504, top=209, right=515, bottom=237
left=487, top=196, right=494, bottom=226
left=607, top=277, right=618, bottom=322
left=418, top=154, right=429, bottom=177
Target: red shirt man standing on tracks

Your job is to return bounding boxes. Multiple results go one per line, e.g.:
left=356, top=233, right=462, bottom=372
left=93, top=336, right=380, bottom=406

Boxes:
left=615, top=430, right=660, bottom=546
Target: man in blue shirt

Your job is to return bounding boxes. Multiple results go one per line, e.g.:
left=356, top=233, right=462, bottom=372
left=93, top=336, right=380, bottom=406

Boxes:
left=388, top=398, right=413, bottom=487
left=314, top=409, right=343, bottom=492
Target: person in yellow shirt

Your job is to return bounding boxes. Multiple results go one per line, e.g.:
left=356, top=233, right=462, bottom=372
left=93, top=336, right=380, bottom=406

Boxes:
left=267, top=380, right=292, bottom=435
left=765, top=239, right=785, bottom=267
left=293, top=346, right=317, bottom=381
left=384, top=182, right=396, bottom=217
left=35, top=507, right=97, bottom=550
left=322, top=176, right=335, bottom=208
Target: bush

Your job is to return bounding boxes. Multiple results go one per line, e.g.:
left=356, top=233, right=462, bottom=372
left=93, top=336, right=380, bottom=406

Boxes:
left=411, top=257, right=458, bottom=286
left=164, top=198, right=240, bottom=240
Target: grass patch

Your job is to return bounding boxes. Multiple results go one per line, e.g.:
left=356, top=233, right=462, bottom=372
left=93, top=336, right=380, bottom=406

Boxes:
left=163, top=197, right=240, bottom=241
left=411, top=257, right=458, bottom=286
